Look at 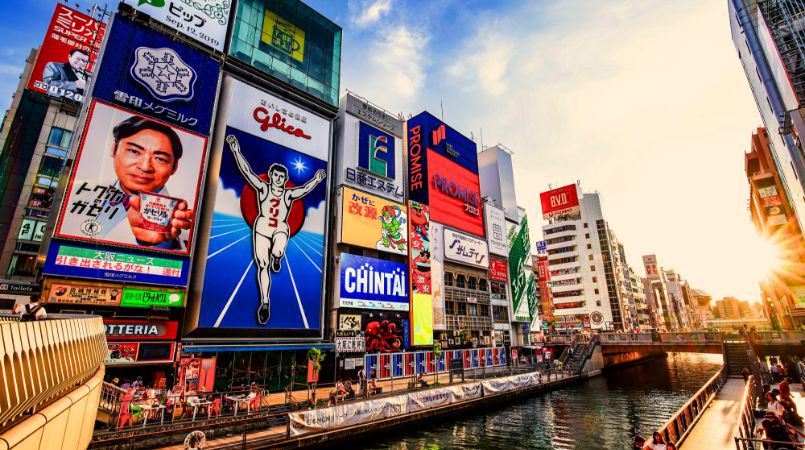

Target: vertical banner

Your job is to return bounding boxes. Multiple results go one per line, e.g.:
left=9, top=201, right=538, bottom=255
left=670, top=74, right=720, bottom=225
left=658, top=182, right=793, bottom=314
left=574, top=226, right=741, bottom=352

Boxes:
left=431, top=222, right=445, bottom=331
left=408, top=201, right=432, bottom=346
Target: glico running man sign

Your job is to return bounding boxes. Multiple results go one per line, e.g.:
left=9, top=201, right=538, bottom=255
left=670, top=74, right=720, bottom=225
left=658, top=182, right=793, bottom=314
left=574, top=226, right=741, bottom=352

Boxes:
left=190, top=76, right=331, bottom=336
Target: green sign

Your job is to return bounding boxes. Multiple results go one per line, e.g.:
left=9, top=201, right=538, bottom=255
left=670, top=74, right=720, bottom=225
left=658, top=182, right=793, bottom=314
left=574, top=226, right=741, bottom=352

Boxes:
left=121, top=288, right=184, bottom=308
left=508, top=216, right=531, bottom=318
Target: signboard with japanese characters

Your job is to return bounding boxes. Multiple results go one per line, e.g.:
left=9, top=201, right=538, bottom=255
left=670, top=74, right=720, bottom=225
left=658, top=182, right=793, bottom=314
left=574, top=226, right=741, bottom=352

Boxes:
left=123, top=0, right=232, bottom=52
left=27, top=4, right=106, bottom=103
left=443, top=228, right=489, bottom=269
left=408, top=201, right=432, bottom=346
left=535, top=240, right=548, bottom=256
left=54, top=101, right=207, bottom=255
left=42, top=279, right=123, bottom=307
left=335, top=335, right=365, bottom=353
left=120, top=287, right=185, bottom=308
left=91, top=14, right=221, bottom=135
left=338, top=313, right=362, bottom=332
left=485, top=204, right=508, bottom=256
left=489, top=257, right=508, bottom=282
left=344, top=93, right=403, bottom=137
left=431, top=222, right=446, bottom=331
left=335, top=111, right=404, bottom=202
left=43, top=242, right=189, bottom=286
left=338, top=187, right=407, bottom=255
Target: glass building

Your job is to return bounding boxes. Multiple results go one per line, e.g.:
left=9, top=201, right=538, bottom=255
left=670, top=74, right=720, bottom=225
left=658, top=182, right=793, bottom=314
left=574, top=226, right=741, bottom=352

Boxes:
left=229, top=0, right=342, bottom=107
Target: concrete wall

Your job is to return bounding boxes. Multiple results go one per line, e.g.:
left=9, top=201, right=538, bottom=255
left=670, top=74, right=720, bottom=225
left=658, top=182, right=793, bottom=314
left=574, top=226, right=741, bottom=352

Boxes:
left=0, top=366, right=105, bottom=450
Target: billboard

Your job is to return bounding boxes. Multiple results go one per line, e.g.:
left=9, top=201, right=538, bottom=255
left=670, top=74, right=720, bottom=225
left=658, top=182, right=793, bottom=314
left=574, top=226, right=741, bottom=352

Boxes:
left=508, top=217, right=532, bottom=322
left=431, top=222, right=445, bottom=331
left=345, top=93, right=403, bottom=138
left=91, top=15, right=221, bottom=135
left=27, top=4, right=106, bottom=103
left=427, top=150, right=484, bottom=237
left=443, top=228, right=489, bottom=268
left=485, top=205, right=508, bottom=256
left=408, top=201, right=432, bottom=346
left=643, top=254, right=659, bottom=277
left=407, top=111, right=478, bottom=176
left=335, top=113, right=404, bottom=202
left=122, top=0, right=232, bottom=52
left=338, top=187, right=407, bottom=255
left=362, top=310, right=408, bottom=353
left=338, top=253, right=408, bottom=311
left=540, top=184, right=580, bottom=219
left=42, top=279, right=123, bottom=307
left=120, top=287, right=185, bottom=308
left=104, top=319, right=179, bottom=341
left=54, top=100, right=207, bottom=255
left=43, top=241, right=189, bottom=286
left=489, top=257, right=508, bottom=282
left=195, top=77, right=330, bottom=333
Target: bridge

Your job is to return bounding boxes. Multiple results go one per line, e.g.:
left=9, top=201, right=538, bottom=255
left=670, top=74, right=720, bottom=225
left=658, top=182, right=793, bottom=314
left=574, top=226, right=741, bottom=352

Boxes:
left=0, top=314, right=107, bottom=450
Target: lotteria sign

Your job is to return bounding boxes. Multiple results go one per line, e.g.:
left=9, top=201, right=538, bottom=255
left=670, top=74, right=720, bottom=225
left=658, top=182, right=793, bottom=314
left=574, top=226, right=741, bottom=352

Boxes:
left=103, top=319, right=179, bottom=341
left=540, top=184, right=580, bottom=219
left=339, top=253, right=409, bottom=311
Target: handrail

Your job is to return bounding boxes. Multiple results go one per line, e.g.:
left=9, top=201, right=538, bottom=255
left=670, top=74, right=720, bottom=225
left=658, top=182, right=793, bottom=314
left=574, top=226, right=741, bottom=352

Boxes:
left=734, top=437, right=805, bottom=449
left=0, top=315, right=107, bottom=432
left=733, top=375, right=756, bottom=449
left=646, top=365, right=727, bottom=447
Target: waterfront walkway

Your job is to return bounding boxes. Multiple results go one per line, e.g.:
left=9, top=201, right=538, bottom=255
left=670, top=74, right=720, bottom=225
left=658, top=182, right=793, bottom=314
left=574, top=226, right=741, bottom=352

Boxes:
left=681, top=378, right=745, bottom=450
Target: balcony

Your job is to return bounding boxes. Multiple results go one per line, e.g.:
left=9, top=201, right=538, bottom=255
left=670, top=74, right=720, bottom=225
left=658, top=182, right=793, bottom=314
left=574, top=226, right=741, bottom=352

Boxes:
left=445, top=315, right=492, bottom=332
left=0, top=314, right=107, bottom=449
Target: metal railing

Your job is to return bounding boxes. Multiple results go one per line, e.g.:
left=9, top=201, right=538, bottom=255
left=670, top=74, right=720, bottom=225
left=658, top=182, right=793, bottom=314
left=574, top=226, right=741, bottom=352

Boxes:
left=733, top=375, right=758, bottom=449
left=0, top=313, right=107, bottom=432
left=651, top=365, right=727, bottom=446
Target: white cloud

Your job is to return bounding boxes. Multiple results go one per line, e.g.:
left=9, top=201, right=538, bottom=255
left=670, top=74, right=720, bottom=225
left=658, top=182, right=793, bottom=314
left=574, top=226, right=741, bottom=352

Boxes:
left=343, top=24, right=428, bottom=112
left=213, top=182, right=243, bottom=219
left=302, top=200, right=327, bottom=234
left=351, top=0, right=392, bottom=28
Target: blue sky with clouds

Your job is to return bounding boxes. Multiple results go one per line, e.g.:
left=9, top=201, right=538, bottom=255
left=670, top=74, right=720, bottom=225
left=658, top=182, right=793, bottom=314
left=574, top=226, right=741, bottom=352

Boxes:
left=0, top=1, right=772, bottom=302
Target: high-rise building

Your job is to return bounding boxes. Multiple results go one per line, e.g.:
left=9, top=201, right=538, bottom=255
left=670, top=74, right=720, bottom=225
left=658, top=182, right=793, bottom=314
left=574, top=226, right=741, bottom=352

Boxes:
left=745, top=127, right=805, bottom=329
left=540, top=185, right=641, bottom=331
left=729, top=0, right=805, bottom=237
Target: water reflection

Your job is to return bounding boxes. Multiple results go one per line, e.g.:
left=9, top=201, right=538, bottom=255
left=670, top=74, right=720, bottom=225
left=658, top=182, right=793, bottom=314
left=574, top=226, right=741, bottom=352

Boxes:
left=355, top=353, right=722, bottom=450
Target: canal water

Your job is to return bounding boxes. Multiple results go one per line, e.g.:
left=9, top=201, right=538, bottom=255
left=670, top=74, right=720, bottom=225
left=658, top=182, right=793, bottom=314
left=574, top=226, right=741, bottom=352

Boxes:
left=355, top=352, right=723, bottom=450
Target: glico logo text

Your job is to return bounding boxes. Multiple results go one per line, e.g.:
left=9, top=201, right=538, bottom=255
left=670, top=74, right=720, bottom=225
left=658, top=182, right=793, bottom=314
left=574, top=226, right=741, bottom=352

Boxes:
left=253, top=107, right=311, bottom=139
left=432, top=173, right=481, bottom=216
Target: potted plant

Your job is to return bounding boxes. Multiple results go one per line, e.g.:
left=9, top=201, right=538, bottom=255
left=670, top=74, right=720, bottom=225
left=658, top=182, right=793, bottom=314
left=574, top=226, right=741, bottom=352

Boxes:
left=433, top=342, right=442, bottom=386
left=306, top=348, right=326, bottom=403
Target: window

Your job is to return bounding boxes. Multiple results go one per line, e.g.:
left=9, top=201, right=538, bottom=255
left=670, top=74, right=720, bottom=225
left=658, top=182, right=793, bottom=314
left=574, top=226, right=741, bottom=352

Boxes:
left=47, top=127, right=73, bottom=148
left=587, top=244, right=592, bottom=250
left=468, top=304, right=478, bottom=316
left=583, top=223, right=588, bottom=228
left=585, top=233, right=590, bottom=239
left=592, top=277, right=597, bottom=282
left=590, top=266, right=596, bottom=271
left=6, top=254, right=37, bottom=277
left=467, top=277, right=477, bottom=291
left=588, top=255, right=593, bottom=261
left=479, top=279, right=488, bottom=292
left=445, top=272, right=454, bottom=286
left=456, top=275, right=466, bottom=289
left=596, top=301, right=602, bottom=307
left=594, top=288, right=599, bottom=294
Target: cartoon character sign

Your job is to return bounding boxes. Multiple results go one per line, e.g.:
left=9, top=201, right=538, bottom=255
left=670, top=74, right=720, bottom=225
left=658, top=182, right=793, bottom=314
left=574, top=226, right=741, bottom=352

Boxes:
left=377, top=204, right=406, bottom=252
left=408, top=201, right=431, bottom=295
left=362, top=311, right=407, bottom=353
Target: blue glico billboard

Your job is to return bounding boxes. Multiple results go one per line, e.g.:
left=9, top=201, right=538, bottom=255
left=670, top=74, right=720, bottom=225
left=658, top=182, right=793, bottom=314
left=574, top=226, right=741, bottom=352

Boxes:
left=339, top=253, right=409, bottom=311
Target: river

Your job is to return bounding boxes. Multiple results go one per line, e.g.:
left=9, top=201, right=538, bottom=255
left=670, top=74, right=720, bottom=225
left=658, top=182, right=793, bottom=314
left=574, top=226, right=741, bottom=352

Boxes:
left=354, top=352, right=723, bottom=450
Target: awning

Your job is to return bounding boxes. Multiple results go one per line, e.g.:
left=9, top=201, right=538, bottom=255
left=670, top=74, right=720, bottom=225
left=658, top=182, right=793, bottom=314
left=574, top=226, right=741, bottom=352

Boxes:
left=181, top=343, right=335, bottom=353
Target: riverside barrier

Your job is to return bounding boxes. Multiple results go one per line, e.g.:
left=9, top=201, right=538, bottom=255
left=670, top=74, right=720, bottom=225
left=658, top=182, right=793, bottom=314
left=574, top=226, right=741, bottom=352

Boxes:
left=288, top=371, right=544, bottom=437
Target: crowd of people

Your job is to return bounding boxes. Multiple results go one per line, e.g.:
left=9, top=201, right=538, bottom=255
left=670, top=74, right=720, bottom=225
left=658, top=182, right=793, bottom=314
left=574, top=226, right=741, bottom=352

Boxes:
left=754, top=357, right=805, bottom=449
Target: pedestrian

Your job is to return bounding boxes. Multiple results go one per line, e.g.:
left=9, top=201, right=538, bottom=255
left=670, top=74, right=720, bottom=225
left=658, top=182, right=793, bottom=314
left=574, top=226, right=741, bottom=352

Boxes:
left=649, top=432, right=667, bottom=450
left=357, top=367, right=366, bottom=395
left=12, top=296, right=47, bottom=321
left=779, top=377, right=791, bottom=402
left=741, top=367, right=751, bottom=382
left=759, top=416, right=795, bottom=449
left=768, top=390, right=786, bottom=424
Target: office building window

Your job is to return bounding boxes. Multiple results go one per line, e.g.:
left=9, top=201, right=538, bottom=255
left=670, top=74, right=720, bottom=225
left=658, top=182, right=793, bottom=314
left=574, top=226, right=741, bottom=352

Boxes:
left=47, top=127, right=73, bottom=148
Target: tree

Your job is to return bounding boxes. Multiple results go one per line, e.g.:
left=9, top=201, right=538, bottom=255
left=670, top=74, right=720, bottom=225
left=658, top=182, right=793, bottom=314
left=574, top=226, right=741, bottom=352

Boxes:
left=306, top=348, right=326, bottom=401
left=433, top=342, right=443, bottom=385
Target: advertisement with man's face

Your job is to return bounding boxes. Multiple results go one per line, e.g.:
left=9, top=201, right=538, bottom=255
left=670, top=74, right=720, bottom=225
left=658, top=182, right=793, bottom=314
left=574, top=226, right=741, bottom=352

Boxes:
left=338, top=187, right=407, bottom=255
left=28, top=4, right=106, bottom=103
left=195, top=77, right=329, bottom=333
left=55, top=101, right=206, bottom=254
left=91, top=15, right=221, bottom=135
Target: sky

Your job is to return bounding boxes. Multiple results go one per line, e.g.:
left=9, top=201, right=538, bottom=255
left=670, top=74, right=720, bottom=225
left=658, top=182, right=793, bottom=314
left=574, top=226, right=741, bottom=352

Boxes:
left=0, top=0, right=770, bottom=302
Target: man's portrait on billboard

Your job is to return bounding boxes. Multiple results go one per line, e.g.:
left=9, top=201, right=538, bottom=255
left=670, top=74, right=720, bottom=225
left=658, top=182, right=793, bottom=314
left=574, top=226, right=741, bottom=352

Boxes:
left=42, top=48, right=89, bottom=95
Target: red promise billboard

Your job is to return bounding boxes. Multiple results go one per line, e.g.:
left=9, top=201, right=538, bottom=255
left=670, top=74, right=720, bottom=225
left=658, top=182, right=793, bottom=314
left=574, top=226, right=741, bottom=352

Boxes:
left=27, top=4, right=106, bottom=103
left=427, top=149, right=484, bottom=237
left=540, top=184, right=580, bottom=219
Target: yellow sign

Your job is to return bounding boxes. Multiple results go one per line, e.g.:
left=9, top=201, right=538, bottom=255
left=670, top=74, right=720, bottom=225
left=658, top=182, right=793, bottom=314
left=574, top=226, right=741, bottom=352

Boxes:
left=340, top=187, right=408, bottom=255
left=42, top=280, right=122, bottom=307
left=262, top=9, right=305, bottom=63
left=412, top=293, right=433, bottom=346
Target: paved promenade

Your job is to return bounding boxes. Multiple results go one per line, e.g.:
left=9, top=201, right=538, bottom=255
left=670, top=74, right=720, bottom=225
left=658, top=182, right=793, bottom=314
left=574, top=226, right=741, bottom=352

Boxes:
left=681, top=378, right=745, bottom=450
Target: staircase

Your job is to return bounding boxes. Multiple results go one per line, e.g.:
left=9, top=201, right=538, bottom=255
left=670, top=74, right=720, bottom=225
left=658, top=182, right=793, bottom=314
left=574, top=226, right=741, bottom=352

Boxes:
left=723, top=341, right=750, bottom=377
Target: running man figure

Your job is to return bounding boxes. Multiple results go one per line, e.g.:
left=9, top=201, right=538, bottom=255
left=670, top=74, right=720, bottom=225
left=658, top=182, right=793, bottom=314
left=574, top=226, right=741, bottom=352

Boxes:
left=226, top=135, right=326, bottom=324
